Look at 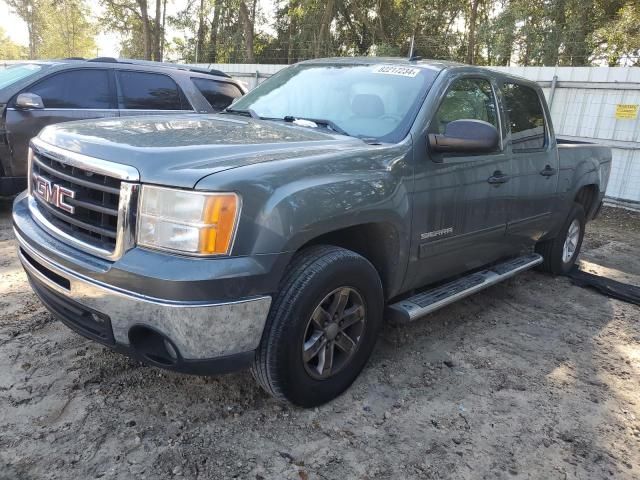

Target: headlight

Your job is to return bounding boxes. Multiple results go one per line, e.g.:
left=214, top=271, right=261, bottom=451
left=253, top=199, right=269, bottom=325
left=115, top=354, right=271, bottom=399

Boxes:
left=137, top=185, right=240, bottom=256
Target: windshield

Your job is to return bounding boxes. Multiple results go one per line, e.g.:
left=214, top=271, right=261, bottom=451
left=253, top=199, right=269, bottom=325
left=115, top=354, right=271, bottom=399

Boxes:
left=229, top=63, right=440, bottom=142
left=0, top=64, right=43, bottom=90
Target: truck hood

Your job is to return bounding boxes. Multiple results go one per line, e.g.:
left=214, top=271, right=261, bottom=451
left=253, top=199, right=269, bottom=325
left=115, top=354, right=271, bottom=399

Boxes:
left=38, top=114, right=366, bottom=188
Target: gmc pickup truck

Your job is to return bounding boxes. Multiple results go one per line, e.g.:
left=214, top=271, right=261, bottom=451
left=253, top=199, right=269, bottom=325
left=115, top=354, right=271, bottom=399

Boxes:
left=12, top=58, right=611, bottom=407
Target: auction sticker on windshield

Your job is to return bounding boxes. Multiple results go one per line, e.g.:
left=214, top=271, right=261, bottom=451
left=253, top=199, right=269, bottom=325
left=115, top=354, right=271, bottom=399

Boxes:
left=372, top=65, right=421, bottom=77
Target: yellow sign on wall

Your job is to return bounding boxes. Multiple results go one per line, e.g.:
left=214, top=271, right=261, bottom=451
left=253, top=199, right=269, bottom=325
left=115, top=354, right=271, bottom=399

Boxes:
left=615, top=104, right=639, bottom=120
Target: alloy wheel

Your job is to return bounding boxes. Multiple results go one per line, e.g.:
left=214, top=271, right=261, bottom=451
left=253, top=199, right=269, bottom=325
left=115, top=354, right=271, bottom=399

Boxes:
left=302, top=287, right=366, bottom=380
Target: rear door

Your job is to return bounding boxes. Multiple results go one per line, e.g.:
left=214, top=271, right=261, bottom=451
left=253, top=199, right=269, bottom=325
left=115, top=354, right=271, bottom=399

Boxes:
left=500, top=81, right=559, bottom=246
left=116, top=70, right=195, bottom=117
left=407, top=75, right=513, bottom=290
left=5, top=69, right=117, bottom=175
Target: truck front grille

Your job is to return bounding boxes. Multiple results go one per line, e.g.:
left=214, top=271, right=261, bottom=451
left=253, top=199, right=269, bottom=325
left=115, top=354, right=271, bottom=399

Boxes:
left=28, top=138, right=140, bottom=260
left=32, top=151, right=121, bottom=251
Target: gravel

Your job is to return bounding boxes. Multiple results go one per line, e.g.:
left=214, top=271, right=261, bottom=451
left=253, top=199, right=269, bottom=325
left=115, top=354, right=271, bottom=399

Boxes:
left=1, top=200, right=639, bottom=479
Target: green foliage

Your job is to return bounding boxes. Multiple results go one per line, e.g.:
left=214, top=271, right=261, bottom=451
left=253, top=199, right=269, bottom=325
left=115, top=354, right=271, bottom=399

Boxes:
left=0, top=27, right=28, bottom=59
left=6, top=0, right=96, bottom=59
left=6, top=0, right=636, bottom=65
left=39, top=0, right=97, bottom=58
left=593, top=2, right=640, bottom=66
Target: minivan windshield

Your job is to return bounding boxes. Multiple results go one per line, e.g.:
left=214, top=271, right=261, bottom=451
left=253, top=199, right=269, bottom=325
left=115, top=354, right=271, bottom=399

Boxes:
left=228, top=63, right=440, bottom=143
left=0, top=64, right=43, bottom=90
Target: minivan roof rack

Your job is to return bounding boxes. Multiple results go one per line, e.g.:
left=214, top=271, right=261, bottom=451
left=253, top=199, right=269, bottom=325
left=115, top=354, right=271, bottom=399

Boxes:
left=85, top=57, right=232, bottom=78
left=88, top=57, right=127, bottom=63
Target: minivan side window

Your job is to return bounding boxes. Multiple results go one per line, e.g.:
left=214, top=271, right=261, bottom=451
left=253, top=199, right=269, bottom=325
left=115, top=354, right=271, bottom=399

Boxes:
left=432, top=78, right=498, bottom=135
left=501, top=83, right=546, bottom=151
left=118, top=71, right=191, bottom=110
left=192, top=78, right=242, bottom=111
left=28, top=70, right=113, bottom=109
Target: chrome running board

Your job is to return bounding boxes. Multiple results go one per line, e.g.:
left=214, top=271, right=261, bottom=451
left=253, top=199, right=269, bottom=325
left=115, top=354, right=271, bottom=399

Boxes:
left=387, top=253, right=543, bottom=323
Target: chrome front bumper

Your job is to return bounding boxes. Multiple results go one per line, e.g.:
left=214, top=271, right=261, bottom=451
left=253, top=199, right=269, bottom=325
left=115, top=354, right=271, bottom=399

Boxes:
left=15, top=228, right=271, bottom=362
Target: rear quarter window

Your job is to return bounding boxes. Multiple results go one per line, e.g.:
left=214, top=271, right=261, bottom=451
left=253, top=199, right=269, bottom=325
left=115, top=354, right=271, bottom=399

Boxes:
left=192, top=78, right=242, bottom=111
left=501, top=83, right=546, bottom=151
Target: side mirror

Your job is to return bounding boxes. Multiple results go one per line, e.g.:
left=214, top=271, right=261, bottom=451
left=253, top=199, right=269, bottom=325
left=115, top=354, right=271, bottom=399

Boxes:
left=16, top=92, right=44, bottom=110
left=428, top=119, right=499, bottom=154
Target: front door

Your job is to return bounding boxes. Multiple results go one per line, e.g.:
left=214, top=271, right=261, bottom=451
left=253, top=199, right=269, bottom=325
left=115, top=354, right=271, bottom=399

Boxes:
left=500, top=81, right=559, bottom=247
left=6, top=69, right=119, bottom=177
left=406, top=76, right=513, bottom=291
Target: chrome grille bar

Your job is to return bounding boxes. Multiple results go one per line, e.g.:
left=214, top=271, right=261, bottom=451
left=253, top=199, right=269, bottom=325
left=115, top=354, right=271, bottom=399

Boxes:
left=28, top=138, right=140, bottom=261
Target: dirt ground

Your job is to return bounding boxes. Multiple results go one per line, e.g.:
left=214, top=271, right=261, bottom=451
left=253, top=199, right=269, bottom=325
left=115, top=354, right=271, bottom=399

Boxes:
left=1, top=200, right=639, bottom=480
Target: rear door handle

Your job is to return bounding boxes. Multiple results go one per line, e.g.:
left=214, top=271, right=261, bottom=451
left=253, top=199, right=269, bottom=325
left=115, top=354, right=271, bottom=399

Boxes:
left=540, top=165, right=557, bottom=177
left=488, top=171, right=510, bottom=185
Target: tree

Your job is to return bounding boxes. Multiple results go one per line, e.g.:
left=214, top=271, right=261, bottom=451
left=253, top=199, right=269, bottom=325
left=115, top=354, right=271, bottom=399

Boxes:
left=6, top=0, right=45, bottom=58
left=100, top=0, right=166, bottom=60
left=6, top=0, right=96, bottom=59
left=0, top=27, right=27, bottom=59
left=99, top=0, right=638, bottom=67
left=39, top=0, right=97, bottom=58
left=593, top=1, right=640, bottom=66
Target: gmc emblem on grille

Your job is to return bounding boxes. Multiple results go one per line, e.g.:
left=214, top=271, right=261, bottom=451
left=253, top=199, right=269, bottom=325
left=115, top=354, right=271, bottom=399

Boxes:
left=33, top=174, right=76, bottom=214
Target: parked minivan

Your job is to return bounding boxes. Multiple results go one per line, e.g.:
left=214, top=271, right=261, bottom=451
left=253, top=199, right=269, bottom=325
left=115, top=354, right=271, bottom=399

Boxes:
left=0, top=58, right=246, bottom=196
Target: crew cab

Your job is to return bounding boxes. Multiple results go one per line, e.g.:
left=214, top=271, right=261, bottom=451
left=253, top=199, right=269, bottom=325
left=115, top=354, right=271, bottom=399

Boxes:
left=0, top=58, right=246, bottom=196
left=12, top=58, right=611, bottom=406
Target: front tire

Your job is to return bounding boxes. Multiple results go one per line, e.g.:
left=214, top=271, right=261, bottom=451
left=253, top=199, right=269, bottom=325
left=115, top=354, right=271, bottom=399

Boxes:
left=252, top=246, right=383, bottom=407
left=536, top=202, right=586, bottom=275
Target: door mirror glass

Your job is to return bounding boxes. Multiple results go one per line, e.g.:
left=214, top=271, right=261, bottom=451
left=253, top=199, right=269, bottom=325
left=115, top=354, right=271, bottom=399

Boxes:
left=16, top=92, right=44, bottom=110
left=429, top=119, right=500, bottom=154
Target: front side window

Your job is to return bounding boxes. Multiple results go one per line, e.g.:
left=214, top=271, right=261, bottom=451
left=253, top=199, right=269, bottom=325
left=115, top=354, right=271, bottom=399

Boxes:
left=192, top=78, right=242, bottom=111
left=28, top=69, right=112, bottom=109
left=431, top=78, right=498, bottom=134
left=502, top=83, right=546, bottom=151
left=118, top=71, right=190, bottom=110
left=229, top=63, right=440, bottom=142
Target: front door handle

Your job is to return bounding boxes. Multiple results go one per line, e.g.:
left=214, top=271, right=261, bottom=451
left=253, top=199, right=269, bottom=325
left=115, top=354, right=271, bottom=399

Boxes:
left=540, top=165, right=557, bottom=177
left=488, top=171, right=510, bottom=185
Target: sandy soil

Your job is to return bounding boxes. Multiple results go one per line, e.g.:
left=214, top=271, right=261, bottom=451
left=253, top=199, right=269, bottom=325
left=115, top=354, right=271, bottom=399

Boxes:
left=1, top=200, right=639, bottom=480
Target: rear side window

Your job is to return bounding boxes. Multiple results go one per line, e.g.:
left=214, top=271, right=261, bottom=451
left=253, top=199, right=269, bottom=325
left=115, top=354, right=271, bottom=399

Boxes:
left=502, top=83, right=546, bottom=151
left=118, top=71, right=191, bottom=110
left=192, top=78, right=242, bottom=110
left=28, top=69, right=113, bottom=109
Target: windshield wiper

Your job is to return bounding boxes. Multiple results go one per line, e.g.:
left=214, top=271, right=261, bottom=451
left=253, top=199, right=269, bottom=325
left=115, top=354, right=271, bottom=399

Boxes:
left=283, top=116, right=351, bottom=137
left=223, top=111, right=367, bottom=142
left=222, top=108, right=260, bottom=119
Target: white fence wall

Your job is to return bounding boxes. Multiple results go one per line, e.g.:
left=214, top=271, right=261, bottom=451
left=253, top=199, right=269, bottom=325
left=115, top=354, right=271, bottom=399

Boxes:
left=2, top=61, right=639, bottom=206
left=492, top=67, right=640, bottom=208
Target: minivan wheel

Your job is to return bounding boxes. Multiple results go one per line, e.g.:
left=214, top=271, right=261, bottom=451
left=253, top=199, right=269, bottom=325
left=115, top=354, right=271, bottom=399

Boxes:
left=251, top=245, right=383, bottom=407
left=536, top=202, right=586, bottom=275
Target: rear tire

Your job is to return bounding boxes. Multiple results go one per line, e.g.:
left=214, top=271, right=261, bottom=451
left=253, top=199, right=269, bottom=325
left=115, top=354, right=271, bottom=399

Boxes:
left=535, top=202, right=586, bottom=275
left=252, top=245, right=383, bottom=407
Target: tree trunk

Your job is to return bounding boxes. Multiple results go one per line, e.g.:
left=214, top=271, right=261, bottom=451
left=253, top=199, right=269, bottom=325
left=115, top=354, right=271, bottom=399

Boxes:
left=196, top=0, right=205, bottom=62
left=160, top=0, right=167, bottom=60
left=238, top=1, right=254, bottom=62
left=137, top=0, right=151, bottom=59
left=207, top=0, right=221, bottom=62
left=153, top=0, right=162, bottom=60
left=315, top=0, right=335, bottom=57
left=466, top=0, right=479, bottom=64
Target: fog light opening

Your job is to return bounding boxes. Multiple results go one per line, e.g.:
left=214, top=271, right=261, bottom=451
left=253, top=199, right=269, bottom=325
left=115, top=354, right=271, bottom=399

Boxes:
left=128, top=325, right=182, bottom=367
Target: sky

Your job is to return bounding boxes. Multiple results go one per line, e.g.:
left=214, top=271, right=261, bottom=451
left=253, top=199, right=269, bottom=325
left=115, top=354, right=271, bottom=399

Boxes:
left=0, top=0, right=274, bottom=60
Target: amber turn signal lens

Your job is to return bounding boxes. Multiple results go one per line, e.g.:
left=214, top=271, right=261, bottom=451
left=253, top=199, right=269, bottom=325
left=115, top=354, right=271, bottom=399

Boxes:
left=199, top=194, right=239, bottom=255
